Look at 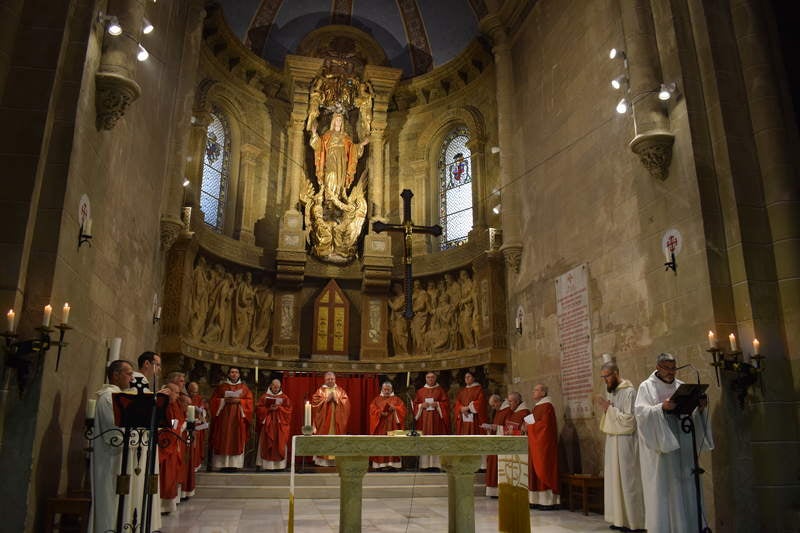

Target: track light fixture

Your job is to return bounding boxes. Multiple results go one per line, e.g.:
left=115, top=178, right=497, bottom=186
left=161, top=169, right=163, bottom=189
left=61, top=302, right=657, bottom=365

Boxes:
left=658, top=82, right=677, bottom=101
left=142, top=18, right=154, bottom=34
left=609, top=48, right=625, bottom=60
left=137, top=44, right=149, bottom=62
left=98, top=13, right=122, bottom=36
left=611, top=75, right=627, bottom=90
left=616, top=98, right=628, bottom=114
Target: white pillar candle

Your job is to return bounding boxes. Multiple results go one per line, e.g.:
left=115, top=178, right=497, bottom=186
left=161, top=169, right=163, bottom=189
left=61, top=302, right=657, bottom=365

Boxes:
left=62, top=303, right=70, bottom=325
left=664, top=247, right=671, bottom=262
left=43, top=304, right=52, bottom=327
left=86, top=398, right=96, bottom=419
left=304, top=401, right=311, bottom=427
left=752, top=338, right=760, bottom=355
left=729, top=333, right=738, bottom=352
left=6, top=309, right=15, bottom=333
left=406, top=372, right=411, bottom=388
left=187, top=405, right=196, bottom=422
left=108, top=337, right=122, bottom=363
left=84, top=218, right=92, bottom=235
left=707, top=330, right=717, bottom=349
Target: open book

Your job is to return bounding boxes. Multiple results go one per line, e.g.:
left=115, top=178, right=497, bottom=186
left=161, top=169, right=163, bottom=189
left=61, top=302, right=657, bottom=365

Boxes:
left=667, top=383, right=708, bottom=416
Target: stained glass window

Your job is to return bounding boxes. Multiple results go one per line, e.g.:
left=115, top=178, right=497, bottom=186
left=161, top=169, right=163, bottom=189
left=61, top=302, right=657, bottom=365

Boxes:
left=200, top=108, right=231, bottom=232
left=439, top=128, right=472, bottom=249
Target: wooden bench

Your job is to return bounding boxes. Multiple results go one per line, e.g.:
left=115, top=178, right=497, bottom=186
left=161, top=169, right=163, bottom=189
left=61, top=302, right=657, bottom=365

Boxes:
left=564, top=474, right=603, bottom=515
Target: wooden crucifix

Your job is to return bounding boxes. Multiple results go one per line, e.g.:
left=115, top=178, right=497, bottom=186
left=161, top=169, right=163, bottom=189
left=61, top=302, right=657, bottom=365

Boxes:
left=372, top=189, right=442, bottom=318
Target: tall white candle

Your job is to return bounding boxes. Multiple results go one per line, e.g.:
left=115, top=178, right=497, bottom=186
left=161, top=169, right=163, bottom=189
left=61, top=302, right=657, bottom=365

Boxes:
left=86, top=398, right=96, bottom=419
left=108, top=337, right=122, bottom=363
left=664, top=247, right=671, bottom=262
left=84, top=218, right=92, bottom=235
left=43, top=304, right=52, bottom=327
left=6, top=309, right=15, bottom=333
left=304, top=401, right=311, bottom=427
left=187, top=405, right=196, bottom=422
left=406, top=372, right=411, bottom=388
left=708, top=330, right=717, bottom=349
left=729, top=333, right=738, bottom=352
left=752, top=338, right=760, bottom=355
left=62, top=303, right=70, bottom=325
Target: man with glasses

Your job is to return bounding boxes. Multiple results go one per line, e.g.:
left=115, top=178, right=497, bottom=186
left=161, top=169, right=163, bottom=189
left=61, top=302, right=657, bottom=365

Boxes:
left=596, top=359, right=644, bottom=531
left=635, top=353, right=713, bottom=533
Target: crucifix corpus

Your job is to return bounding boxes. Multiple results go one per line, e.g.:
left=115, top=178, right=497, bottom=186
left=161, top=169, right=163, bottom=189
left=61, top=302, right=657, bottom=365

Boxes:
left=372, top=189, right=442, bottom=319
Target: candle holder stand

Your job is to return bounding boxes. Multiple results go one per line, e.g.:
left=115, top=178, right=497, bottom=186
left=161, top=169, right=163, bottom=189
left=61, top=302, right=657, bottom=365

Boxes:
left=302, top=424, right=313, bottom=436
left=664, top=251, right=677, bottom=274
left=707, top=347, right=764, bottom=407
left=1, top=323, right=71, bottom=395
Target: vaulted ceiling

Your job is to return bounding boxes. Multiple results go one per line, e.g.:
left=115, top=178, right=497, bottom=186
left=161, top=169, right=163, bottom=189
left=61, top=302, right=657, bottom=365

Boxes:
left=216, top=0, right=487, bottom=77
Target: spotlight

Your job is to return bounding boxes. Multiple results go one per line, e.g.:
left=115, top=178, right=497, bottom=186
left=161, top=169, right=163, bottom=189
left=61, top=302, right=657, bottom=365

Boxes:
left=490, top=146, right=500, bottom=154
left=616, top=98, right=628, bottom=114
left=106, top=16, right=122, bottom=36
left=492, top=205, right=501, bottom=215
left=611, top=75, right=627, bottom=90
left=182, top=178, right=190, bottom=187
left=143, top=18, right=154, bottom=34
left=609, top=48, right=625, bottom=60
left=658, top=82, right=677, bottom=101
left=137, top=44, right=149, bottom=61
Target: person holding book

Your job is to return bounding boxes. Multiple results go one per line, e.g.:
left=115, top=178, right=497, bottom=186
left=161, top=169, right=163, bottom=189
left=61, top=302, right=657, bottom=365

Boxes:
left=368, top=381, right=407, bottom=470
left=209, top=367, right=254, bottom=470
left=413, top=372, right=450, bottom=471
left=311, top=372, right=350, bottom=466
left=255, top=378, right=293, bottom=470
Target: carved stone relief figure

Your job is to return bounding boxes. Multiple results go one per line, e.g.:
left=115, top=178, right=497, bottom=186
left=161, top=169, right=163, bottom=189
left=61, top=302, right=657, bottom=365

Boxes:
left=330, top=179, right=367, bottom=260
left=249, top=283, right=274, bottom=352
left=410, top=279, right=430, bottom=354
left=231, top=272, right=255, bottom=348
left=188, top=256, right=212, bottom=339
left=443, top=273, right=462, bottom=350
left=425, top=280, right=450, bottom=353
left=202, top=265, right=230, bottom=344
left=388, top=282, right=409, bottom=356
left=458, top=269, right=478, bottom=349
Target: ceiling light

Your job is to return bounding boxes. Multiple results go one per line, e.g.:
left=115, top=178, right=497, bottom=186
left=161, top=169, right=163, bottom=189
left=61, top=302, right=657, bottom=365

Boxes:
left=611, top=75, right=627, bottom=90
left=609, top=48, right=625, bottom=60
left=658, top=82, right=677, bottom=101
left=143, top=18, right=154, bottom=34
left=106, top=16, right=122, bottom=36
left=137, top=44, right=149, bottom=61
left=616, top=98, right=628, bottom=114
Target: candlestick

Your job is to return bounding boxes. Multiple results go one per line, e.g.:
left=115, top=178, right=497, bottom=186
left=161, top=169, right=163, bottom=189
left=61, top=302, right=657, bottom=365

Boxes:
left=707, top=330, right=717, bottom=349
left=752, top=338, right=760, bottom=355
left=187, top=405, right=196, bottom=422
left=6, top=309, right=15, bottom=333
left=304, top=401, right=311, bottom=427
left=255, top=361, right=259, bottom=384
left=729, top=333, right=738, bottom=352
left=86, top=398, right=96, bottom=419
left=43, top=304, right=52, bottom=327
left=62, top=303, right=70, bottom=325
left=406, top=372, right=411, bottom=388
left=108, top=337, right=122, bottom=363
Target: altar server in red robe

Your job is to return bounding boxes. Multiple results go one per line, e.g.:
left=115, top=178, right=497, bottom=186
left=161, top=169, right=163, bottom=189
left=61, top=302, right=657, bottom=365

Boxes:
left=311, top=372, right=350, bottom=466
left=368, top=382, right=408, bottom=470
left=210, top=367, right=254, bottom=470
left=484, top=393, right=510, bottom=497
left=159, top=384, right=184, bottom=514
left=256, top=378, right=293, bottom=470
left=525, top=383, right=560, bottom=508
left=413, top=372, right=450, bottom=470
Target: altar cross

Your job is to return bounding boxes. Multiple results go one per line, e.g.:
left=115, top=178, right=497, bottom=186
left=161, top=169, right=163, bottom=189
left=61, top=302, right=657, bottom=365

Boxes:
left=372, top=189, right=442, bottom=318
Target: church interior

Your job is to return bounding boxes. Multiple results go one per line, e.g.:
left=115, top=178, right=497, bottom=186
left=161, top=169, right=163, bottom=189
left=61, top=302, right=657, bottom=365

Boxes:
left=1, top=0, right=798, bottom=531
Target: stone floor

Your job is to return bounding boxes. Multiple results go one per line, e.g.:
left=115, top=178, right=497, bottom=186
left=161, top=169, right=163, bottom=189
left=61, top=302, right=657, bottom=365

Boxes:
left=160, top=496, right=609, bottom=532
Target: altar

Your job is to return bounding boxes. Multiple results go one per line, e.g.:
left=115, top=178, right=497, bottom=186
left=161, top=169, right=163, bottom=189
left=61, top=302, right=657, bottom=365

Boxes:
left=291, top=435, right=528, bottom=532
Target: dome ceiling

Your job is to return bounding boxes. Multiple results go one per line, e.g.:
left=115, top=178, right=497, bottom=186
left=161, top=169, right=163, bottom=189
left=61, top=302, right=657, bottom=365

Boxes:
left=216, top=0, right=488, bottom=77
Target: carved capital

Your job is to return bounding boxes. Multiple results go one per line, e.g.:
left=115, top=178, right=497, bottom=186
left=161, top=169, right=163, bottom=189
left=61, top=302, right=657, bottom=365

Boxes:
left=500, top=244, right=522, bottom=274
left=95, top=72, right=141, bottom=130
left=160, top=216, right=184, bottom=251
left=629, top=131, right=675, bottom=180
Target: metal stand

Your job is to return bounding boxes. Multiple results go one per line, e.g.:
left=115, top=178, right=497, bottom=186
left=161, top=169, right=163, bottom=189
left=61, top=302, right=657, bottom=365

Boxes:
left=679, top=415, right=712, bottom=533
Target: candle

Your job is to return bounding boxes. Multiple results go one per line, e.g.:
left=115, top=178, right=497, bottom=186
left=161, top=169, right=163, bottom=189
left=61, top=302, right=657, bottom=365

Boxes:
left=406, top=372, right=411, bottom=388
left=43, top=304, right=52, bottom=327
left=155, top=306, right=162, bottom=320
left=86, top=398, right=96, bottom=419
left=62, top=303, right=70, bottom=325
left=108, top=337, right=122, bottom=363
left=729, top=333, right=738, bottom=352
left=255, top=361, right=259, bottom=384
left=752, top=338, right=760, bottom=355
left=6, top=309, right=15, bottom=333
left=304, top=401, right=311, bottom=427
left=84, top=218, right=92, bottom=235
left=187, top=405, right=196, bottom=422
left=707, top=330, right=717, bottom=349
left=664, top=247, right=671, bottom=262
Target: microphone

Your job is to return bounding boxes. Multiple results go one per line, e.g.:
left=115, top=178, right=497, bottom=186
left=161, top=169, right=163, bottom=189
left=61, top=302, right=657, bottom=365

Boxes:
left=676, top=363, right=701, bottom=385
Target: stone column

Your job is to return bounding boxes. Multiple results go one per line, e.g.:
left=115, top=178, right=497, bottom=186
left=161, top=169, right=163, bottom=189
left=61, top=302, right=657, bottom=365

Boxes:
left=472, top=251, right=508, bottom=351
left=466, top=137, right=487, bottom=230
left=234, top=143, right=261, bottom=244
left=368, top=128, right=385, bottom=219
left=619, top=0, right=674, bottom=179
left=440, top=455, right=482, bottom=533
left=185, top=111, right=211, bottom=210
left=360, top=232, right=393, bottom=359
left=480, top=16, right=521, bottom=272
left=335, top=456, right=369, bottom=533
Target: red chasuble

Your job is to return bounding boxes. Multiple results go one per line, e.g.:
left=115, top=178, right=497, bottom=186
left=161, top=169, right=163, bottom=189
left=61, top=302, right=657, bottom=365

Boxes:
left=485, top=405, right=511, bottom=495
left=255, top=391, right=293, bottom=466
left=413, top=384, right=450, bottom=435
left=526, top=399, right=560, bottom=497
left=159, top=401, right=184, bottom=505
left=311, top=385, right=350, bottom=435
left=210, top=381, right=254, bottom=456
left=454, top=383, right=487, bottom=435
left=368, top=394, right=408, bottom=468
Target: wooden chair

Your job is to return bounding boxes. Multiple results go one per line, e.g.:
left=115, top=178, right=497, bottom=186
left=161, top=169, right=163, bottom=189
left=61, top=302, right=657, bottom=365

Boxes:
left=563, top=473, right=604, bottom=515
left=43, top=496, right=91, bottom=533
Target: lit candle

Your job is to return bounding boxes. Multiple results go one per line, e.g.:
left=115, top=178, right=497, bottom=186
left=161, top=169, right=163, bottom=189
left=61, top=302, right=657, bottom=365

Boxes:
left=254, top=361, right=259, bottom=384
left=108, top=337, right=122, bottom=363
left=707, top=330, right=717, bottom=349
left=752, top=338, right=760, bottom=355
left=6, top=309, right=15, bottom=333
left=304, top=401, right=311, bottom=427
left=86, top=398, right=96, bottom=419
left=187, top=405, right=196, bottom=422
left=155, top=306, right=162, bottom=320
left=62, top=303, right=70, bottom=325
left=729, top=333, right=738, bottom=352
left=43, top=304, right=52, bottom=327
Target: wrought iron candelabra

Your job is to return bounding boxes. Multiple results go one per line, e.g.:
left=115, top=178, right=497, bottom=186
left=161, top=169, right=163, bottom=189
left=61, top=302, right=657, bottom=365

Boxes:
left=2, top=323, right=71, bottom=394
left=707, top=346, right=765, bottom=407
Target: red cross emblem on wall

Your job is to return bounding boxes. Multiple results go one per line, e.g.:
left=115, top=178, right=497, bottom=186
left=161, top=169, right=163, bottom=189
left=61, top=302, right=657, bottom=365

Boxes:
left=666, top=235, right=678, bottom=253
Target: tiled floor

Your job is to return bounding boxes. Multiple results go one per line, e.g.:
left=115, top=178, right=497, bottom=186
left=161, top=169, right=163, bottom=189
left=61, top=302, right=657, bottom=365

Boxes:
left=160, top=496, right=609, bottom=532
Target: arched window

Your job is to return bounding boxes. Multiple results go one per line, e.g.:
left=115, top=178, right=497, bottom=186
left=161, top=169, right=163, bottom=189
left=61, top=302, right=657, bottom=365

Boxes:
left=439, top=128, right=472, bottom=249
left=200, top=107, right=231, bottom=232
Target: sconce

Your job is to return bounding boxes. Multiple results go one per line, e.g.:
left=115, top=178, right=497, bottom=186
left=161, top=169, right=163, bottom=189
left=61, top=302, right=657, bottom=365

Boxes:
left=2, top=304, right=72, bottom=394
left=706, top=331, right=764, bottom=407
left=78, top=217, right=93, bottom=248
left=515, top=306, right=524, bottom=335
left=664, top=250, right=677, bottom=274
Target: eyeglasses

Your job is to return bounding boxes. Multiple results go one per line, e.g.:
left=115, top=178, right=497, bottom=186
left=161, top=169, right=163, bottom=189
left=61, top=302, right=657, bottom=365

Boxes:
left=657, top=363, right=677, bottom=372
left=600, top=373, right=614, bottom=380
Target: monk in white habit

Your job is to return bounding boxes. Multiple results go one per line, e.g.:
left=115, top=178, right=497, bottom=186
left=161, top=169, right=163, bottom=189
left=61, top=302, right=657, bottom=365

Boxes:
left=635, top=353, right=713, bottom=533
left=596, top=360, right=645, bottom=531
left=90, top=360, right=134, bottom=533
left=368, top=382, right=407, bottom=470
left=210, top=367, right=254, bottom=470
left=255, top=378, right=293, bottom=470
left=524, top=383, right=560, bottom=508
left=413, top=372, right=450, bottom=471
left=311, top=372, right=350, bottom=466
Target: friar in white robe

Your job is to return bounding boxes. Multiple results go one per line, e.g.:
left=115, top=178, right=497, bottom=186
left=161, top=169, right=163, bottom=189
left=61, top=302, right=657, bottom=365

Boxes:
left=597, top=360, right=645, bottom=531
left=635, top=353, right=713, bottom=533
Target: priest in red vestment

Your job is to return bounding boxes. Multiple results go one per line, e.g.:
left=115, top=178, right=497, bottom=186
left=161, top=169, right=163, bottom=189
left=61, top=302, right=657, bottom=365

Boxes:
left=210, top=367, right=254, bottom=470
left=454, top=371, right=487, bottom=435
left=256, top=378, right=293, bottom=470
left=159, top=384, right=184, bottom=514
left=311, top=372, right=350, bottom=466
left=413, top=372, right=450, bottom=470
left=177, top=391, right=196, bottom=500
left=525, top=383, right=560, bottom=508
left=484, top=393, right=510, bottom=497
left=187, top=381, right=207, bottom=472
left=368, top=382, right=408, bottom=470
